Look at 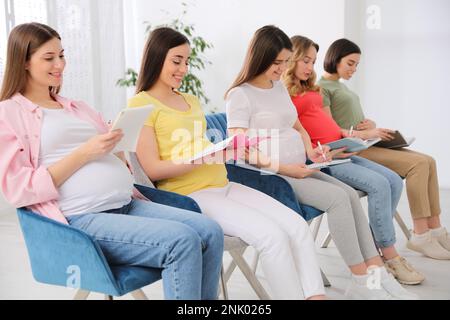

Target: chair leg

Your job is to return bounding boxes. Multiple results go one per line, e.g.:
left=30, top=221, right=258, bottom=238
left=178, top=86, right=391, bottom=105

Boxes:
left=219, top=266, right=229, bottom=300
left=251, top=251, right=260, bottom=274
left=131, top=289, right=149, bottom=300
left=223, top=246, right=247, bottom=283
left=321, top=269, right=331, bottom=287
left=394, top=211, right=411, bottom=240
left=229, top=250, right=271, bottom=300
left=73, top=289, right=90, bottom=300
left=105, top=295, right=113, bottom=300
left=321, top=232, right=332, bottom=248
left=311, top=215, right=324, bottom=241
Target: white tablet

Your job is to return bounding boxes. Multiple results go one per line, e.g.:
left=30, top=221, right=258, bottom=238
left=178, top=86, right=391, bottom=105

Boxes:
left=110, top=105, right=154, bottom=152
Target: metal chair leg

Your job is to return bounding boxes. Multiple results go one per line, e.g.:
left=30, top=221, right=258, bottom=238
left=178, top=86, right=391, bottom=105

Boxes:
left=219, top=266, right=229, bottom=300
left=311, top=215, right=324, bottom=241
left=229, top=250, right=271, bottom=300
left=321, top=269, right=331, bottom=287
left=394, top=211, right=411, bottom=240
left=321, top=232, right=332, bottom=248
left=73, top=289, right=90, bottom=300
left=251, top=251, right=260, bottom=274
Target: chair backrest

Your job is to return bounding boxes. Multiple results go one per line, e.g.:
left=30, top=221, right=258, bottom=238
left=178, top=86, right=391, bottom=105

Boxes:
left=128, top=152, right=155, bottom=187
left=205, top=113, right=323, bottom=221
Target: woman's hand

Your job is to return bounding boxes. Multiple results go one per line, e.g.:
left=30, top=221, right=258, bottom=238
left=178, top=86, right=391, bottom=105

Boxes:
left=76, top=130, right=124, bottom=163
left=329, top=147, right=356, bottom=159
left=308, top=145, right=332, bottom=163
left=357, top=128, right=395, bottom=141
left=356, top=119, right=377, bottom=130
left=279, top=163, right=319, bottom=179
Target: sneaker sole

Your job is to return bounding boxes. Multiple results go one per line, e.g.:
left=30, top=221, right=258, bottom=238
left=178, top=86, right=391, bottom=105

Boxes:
left=395, top=278, right=424, bottom=285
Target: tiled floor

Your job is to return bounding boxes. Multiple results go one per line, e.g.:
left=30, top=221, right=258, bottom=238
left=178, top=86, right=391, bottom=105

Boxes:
left=1, top=189, right=449, bottom=300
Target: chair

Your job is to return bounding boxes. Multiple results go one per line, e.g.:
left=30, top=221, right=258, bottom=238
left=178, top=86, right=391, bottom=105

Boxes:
left=205, top=113, right=331, bottom=287
left=128, top=152, right=270, bottom=300
left=17, top=183, right=201, bottom=300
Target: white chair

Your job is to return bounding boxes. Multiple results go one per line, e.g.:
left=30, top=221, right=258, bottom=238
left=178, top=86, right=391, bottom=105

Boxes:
left=127, top=152, right=270, bottom=300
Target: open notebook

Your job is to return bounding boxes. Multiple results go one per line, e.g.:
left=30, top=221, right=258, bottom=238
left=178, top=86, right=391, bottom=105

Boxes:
left=375, top=131, right=415, bottom=149
left=326, top=137, right=381, bottom=153
left=188, top=134, right=269, bottom=163
left=306, top=159, right=352, bottom=169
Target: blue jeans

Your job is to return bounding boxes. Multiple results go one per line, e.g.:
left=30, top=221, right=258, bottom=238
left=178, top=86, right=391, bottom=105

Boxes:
left=328, top=156, right=403, bottom=248
left=67, top=199, right=224, bottom=300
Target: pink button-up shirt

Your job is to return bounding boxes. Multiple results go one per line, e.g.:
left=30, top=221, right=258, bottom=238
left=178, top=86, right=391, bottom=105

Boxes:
left=0, top=93, right=145, bottom=224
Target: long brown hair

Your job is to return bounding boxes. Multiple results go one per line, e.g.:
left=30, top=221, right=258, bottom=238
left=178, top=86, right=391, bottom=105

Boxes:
left=0, top=22, right=61, bottom=101
left=225, top=25, right=292, bottom=98
left=283, top=35, right=320, bottom=97
left=135, top=27, right=189, bottom=93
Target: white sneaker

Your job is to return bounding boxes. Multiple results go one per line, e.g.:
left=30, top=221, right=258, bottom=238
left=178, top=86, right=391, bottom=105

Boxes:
left=380, top=270, right=419, bottom=300
left=345, top=276, right=394, bottom=300
left=431, top=227, right=450, bottom=252
left=407, top=230, right=450, bottom=260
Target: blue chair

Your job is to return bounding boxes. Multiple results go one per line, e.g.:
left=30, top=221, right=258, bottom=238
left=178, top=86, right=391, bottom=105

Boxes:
left=205, top=113, right=331, bottom=287
left=205, top=113, right=325, bottom=222
left=17, top=184, right=202, bottom=300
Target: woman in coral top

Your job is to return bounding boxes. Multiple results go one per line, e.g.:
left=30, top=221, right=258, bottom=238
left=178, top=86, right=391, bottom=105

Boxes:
left=283, top=35, right=425, bottom=285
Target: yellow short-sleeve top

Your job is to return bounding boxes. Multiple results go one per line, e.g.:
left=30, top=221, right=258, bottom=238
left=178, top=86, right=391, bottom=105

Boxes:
left=128, top=91, right=228, bottom=195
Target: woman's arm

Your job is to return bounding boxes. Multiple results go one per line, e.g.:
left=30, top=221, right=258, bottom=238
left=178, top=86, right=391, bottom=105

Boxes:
left=136, top=126, right=200, bottom=182
left=228, top=127, right=318, bottom=179
left=48, top=130, right=124, bottom=187
left=293, top=120, right=331, bottom=162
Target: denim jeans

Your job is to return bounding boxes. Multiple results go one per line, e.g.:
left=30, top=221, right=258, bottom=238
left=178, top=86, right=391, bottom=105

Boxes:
left=67, top=199, right=224, bottom=300
left=328, top=156, right=404, bottom=248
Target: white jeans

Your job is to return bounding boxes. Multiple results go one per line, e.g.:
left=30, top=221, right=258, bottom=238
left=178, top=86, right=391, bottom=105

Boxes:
left=188, top=182, right=325, bottom=299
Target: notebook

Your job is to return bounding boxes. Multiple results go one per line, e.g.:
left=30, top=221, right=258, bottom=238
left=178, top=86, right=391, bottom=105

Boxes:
left=110, top=105, right=154, bottom=152
left=306, top=159, right=352, bottom=169
left=188, top=134, right=269, bottom=162
left=326, top=137, right=381, bottom=153
left=375, top=131, right=415, bottom=149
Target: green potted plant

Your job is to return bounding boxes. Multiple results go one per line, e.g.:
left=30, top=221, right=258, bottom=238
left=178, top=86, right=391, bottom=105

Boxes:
left=117, top=3, right=213, bottom=106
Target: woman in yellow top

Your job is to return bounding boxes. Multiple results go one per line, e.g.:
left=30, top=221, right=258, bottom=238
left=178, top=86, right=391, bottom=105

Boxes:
left=128, top=27, right=326, bottom=300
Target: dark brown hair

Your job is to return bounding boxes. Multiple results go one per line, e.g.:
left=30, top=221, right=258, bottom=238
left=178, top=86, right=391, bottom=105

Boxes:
left=323, top=38, right=361, bottom=74
left=225, top=25, right=292, bottom=98
left=135, top=27, right=190, bottom=93
left=0, top=22, right=61, bottom=101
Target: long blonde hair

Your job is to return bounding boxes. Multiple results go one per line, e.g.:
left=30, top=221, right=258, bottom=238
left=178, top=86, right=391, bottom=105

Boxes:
left=283, top=35, right=320, bottom=97
left=0, top=22, right=61, bottom=101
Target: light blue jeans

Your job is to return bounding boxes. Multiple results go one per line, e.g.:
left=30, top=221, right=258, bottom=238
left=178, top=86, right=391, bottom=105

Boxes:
left=67, top=199, right=224, bottom=300
left=328, top=156, right=404, bottom=248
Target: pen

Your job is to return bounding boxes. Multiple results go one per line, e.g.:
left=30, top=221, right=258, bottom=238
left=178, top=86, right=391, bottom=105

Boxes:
left=317, top=141, right=327, bottom=162
left=349, top=126, right=354, bottom=137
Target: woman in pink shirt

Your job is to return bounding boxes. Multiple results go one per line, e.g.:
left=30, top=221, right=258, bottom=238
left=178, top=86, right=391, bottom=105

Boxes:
left=0, top=22, right=224, bottom=300
left=283, top=35, right=425, bottom=285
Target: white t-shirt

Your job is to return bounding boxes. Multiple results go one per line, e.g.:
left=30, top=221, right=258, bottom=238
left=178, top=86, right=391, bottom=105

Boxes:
left=38, top=108, right=134, bottom=217
left=226, top=81, right=307, bottom=164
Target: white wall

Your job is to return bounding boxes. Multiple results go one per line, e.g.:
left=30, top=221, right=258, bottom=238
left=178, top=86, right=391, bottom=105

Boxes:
left=344, top=0, right=450, bottom=188
left=123, top=0, right=345, bottom=112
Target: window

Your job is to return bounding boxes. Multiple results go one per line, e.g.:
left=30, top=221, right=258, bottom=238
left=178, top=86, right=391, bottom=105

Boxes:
left=0, top=0, right=126, bottom=119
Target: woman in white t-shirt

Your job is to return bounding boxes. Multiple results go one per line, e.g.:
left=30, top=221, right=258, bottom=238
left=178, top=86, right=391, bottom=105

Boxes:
left=225, top=25, right=417, bottom=300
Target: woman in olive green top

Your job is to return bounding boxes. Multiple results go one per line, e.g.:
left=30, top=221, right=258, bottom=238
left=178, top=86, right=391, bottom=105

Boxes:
left=319, top=38, right=450, bottom=260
